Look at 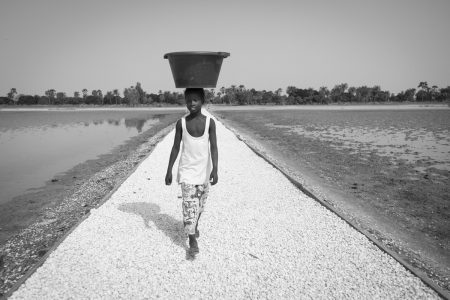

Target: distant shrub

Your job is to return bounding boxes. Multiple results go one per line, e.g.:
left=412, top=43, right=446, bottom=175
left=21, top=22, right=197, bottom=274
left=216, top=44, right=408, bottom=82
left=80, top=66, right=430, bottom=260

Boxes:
left=18, top=95, right=37, bottom=105
left=0, top=97, right=14, bottom=105
left=65, top=97, right=82, bottom=105
left=37, top=96, right=50, bottom=105
left=85, top=95, right=100, bottom=105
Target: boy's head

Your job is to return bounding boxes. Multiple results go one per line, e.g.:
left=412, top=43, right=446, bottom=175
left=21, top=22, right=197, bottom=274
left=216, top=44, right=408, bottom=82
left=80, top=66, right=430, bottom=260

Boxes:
left=184, top=88, right=205, bottom=113
left=184, top=88, right=205, bottom=104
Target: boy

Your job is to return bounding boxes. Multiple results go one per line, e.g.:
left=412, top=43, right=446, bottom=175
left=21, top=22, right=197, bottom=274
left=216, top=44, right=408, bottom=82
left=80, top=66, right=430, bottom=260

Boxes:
left=165, top=88, right=218, bottom=254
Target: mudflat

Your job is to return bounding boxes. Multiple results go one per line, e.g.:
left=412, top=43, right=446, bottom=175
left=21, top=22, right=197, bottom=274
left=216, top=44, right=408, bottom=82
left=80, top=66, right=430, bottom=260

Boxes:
left=212, top=104, right=450, bottom=291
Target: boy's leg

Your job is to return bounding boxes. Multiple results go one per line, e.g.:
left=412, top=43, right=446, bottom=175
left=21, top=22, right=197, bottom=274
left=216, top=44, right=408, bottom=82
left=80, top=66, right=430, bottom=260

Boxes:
left=195, top=183, right=210, bottom=238
left=188, top=234, right=198, bottom=253
left=194, top=213, right=202, bottom=238
left=181, top=183, right=199, bottom=236
left=181, top=183, right=209, bottom=252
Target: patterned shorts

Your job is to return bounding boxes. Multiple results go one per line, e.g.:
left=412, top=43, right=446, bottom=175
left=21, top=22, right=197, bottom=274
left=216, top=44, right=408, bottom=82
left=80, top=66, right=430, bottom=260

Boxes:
left=181, top=182, right=210, bottom=235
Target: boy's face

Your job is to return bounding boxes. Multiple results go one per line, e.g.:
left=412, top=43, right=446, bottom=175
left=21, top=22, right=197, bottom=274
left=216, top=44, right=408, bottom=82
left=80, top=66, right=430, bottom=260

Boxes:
left=185, top=93, right=203, bottom=114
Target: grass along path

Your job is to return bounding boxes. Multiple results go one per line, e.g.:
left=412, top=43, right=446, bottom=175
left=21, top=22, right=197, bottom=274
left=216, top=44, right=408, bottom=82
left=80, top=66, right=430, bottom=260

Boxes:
left=9, top=112, right=439, bottom=299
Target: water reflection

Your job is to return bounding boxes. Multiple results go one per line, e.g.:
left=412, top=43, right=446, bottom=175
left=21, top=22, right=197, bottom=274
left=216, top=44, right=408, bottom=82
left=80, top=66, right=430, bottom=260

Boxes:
left=125, top=119, right=147, bottom=132
left=67, top=116, right=166, bottom=133
left=0, top=115, right=161, bottom=205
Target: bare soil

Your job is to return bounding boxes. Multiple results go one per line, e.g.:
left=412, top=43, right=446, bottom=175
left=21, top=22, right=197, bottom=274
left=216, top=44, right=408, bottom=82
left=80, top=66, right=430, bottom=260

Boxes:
left=212, top=106, right=450, bottom=292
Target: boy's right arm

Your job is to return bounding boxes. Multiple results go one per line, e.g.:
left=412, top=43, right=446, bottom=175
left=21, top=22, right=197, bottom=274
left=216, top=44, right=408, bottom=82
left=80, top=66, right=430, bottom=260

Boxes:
left=165, top=119, right=182, bottom=185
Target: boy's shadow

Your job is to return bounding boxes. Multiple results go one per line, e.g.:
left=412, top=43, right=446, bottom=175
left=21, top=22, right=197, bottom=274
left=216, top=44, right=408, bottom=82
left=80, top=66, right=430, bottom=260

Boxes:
left=118, top=202, right=196, bottom=260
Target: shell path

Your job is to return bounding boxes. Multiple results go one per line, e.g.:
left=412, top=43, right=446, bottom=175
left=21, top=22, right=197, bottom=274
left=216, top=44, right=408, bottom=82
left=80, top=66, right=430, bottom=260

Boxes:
left=10, top=112, right=439, bottom=299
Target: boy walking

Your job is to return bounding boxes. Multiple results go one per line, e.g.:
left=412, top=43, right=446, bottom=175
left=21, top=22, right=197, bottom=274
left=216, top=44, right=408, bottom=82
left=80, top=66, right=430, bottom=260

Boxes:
left=165, top=88, right=218, bottom=254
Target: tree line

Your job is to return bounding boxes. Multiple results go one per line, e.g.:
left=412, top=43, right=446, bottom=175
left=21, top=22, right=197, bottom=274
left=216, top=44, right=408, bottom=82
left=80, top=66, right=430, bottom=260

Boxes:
left=0, top=82, right=184, bottom=106
left=210, top=82, right=449, bottom=105
left=1, top=81, right=449, bottom=106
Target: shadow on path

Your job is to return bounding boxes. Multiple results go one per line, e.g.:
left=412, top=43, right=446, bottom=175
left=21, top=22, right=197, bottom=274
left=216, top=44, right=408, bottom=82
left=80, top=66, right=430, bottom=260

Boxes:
left=118, top=202, right=196, bottom=260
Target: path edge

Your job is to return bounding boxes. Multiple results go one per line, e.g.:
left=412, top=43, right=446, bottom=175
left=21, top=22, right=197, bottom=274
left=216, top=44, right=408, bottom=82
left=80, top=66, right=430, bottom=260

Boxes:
left=2, top=123, right=176, bottom=300
left=213, top=113, right=450, bottom=300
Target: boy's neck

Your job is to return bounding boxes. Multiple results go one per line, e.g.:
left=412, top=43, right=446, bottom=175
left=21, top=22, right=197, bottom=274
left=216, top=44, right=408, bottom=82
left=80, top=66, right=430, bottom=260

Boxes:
left=188, top=110, right=203, bottom=118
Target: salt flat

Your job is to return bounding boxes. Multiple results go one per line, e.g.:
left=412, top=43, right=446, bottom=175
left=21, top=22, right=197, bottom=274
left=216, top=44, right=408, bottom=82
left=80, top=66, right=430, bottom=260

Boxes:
left=10, top=112, right=439, bottom=299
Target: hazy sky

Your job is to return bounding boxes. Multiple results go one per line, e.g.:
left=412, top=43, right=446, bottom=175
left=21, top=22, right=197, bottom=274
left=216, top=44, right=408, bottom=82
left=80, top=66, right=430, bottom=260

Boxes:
left=1, top=0, right=449, bottom=96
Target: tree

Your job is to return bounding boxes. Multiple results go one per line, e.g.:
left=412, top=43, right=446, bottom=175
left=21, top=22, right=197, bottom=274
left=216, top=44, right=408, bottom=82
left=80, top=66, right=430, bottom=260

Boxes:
left=82, top=89, right=88, bottom=99
left=136, top=82, right=146, bottom=104
left=74, top=91, right=80, bottom=98
left=97, top=90, right=103, bottom=105
left=124, top=86, right=139, bottom=106
left=405, top=88, right=416, bottom=102
left=355, top=86, right=370, bottom=102
left=417, top=81, right=429, bottom=101
left=286, top=86, right=297, bottom=98
left=437, top=86, right=450, bottom=101
left=56, top=92, right=66, bottom=105
left=0, top=97, right=14, bottom=105
left=17, top=95, right=37, bottom=105
left=37, top=96, right=50, bottom=105
left=318, top=86, right=330, bottom=104
left=105, top=91, right=113, bottom=105
left=7, top=88, right=17, bottom=100
left=45, top=89, right=56, bottom=105
left=431, top=85, right=438, bottom=100
left=220, top=87, right=225, bottom=100
left=330, top=83, right=348, bottom=102
left=347, top=87, right=357, bottom=102
left=207, top=89, right=215, bottom=104
left=235, top=87, right=252, bottom=105
left=273, top=88, right=284, bottom=105
left=113, top=89, right=120, bottom=105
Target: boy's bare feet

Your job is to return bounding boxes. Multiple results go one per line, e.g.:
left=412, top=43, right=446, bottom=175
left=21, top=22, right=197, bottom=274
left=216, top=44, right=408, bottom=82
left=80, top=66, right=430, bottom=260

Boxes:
left=188, top=235, right=199, bottom=253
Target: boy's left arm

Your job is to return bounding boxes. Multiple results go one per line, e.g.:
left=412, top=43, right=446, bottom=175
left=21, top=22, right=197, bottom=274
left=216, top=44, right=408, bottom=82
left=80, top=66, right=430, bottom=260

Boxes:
left=209, top=119, right=218, bottom=185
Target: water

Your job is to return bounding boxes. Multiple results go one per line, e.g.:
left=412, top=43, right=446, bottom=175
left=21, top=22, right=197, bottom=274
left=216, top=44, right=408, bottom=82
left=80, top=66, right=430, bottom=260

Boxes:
left=266, top=113, right=450, bottom=172
left=218, top=108, right=450, bottom=173
left=0, top=109, right=183, bottom=205
left=283, top=110, right=449, bottom=172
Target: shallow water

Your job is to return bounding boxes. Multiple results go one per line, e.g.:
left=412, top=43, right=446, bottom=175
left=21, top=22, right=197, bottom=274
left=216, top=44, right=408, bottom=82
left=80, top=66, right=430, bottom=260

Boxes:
left=249, top=109, right=450, bottom=173
left=0, top=110, right=182, bottom=205
left=267, top=122, right=450, bottom=172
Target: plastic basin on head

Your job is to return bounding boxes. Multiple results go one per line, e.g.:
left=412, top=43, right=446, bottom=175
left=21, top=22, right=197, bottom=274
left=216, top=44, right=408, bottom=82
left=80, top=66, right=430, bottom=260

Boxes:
left=164, top=51, right=230, bottom=88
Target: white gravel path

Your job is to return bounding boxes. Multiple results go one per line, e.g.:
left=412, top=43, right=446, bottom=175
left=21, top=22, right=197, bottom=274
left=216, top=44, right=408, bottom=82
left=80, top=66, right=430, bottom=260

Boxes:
left=10, top=112, right=440, bottom=299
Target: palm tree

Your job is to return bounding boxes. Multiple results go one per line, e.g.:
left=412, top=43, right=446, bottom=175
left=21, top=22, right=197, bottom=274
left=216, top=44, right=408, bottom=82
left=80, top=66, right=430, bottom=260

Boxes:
left=431, top=85, right=438, bottom=100
left=105, top=91, right=113, bottom=105
left=97, top=90, right=103, bottom=105
left=418, top=81, right=429, bottom=101
left=113, top=89, right=120, bottom=105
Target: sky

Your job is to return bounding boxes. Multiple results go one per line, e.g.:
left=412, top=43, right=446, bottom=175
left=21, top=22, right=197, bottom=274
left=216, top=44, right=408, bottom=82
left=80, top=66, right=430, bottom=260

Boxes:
left=1, top=0, right=449, bottom=96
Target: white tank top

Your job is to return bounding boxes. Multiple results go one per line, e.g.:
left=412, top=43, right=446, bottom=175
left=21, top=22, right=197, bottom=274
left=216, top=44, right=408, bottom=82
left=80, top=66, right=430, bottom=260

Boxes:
left=177, top=116, right=212, bottom=185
